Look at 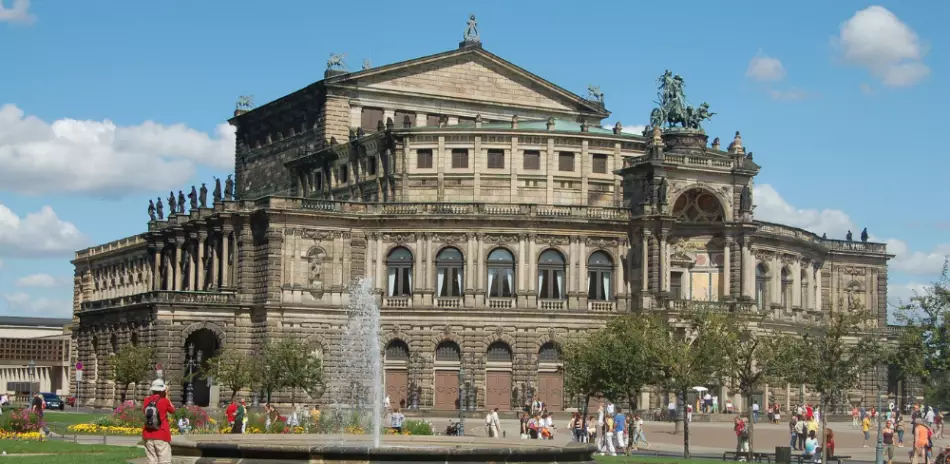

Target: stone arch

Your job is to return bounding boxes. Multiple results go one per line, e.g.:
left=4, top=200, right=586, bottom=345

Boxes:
left=180, top=321, right=227, bottom=347
left=303, top=334, right=328, bottom=359
left=478, top=331, right=517, bottom=354
left=532, top=333, right=567, bottom=354
left=585, top=248, right=615, bottom=263
left=485, top=245, right=517, bottom=262
left=671, top=186, right=726, bottom=222
left=384, top=243, right=415, bottom=259
left=429, top=332, right=464, bottom=352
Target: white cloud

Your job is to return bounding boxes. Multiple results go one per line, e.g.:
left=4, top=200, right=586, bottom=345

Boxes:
left=15, top=273, right=58, bottom=288
left=0, top=292, right=71, bottom=316
left=0, top=0, right=34, bottom=24
left=746, top=54, right=786, bottom=82
left=0, top=203, right=87, bottom=258
left=835, top=6, right=930, bottom=87
left=754, top=183, right=950, bottom=276
left=0, top=104, right=235, bottom=197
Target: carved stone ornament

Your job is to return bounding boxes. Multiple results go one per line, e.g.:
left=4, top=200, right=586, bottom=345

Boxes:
left=482, top=234, right=517, bottom=244
left=494, top=326, right=504, bottom=338
left=752, top=249, right=775, bottom=260
left=442, top=324, right=452, bottom=336
left=382, top=233, right=416, bottom=244
left=434, top=233, right=467, bottom=246
left=301, top=229, right=334, bottom=241
left=585, top=237, right=620, bottom=248
left=536, top=235, right=571, bottom=246
left=845, top=266, right=867, bottom=276
left=780, top=254, right=798, bottom=265
left=307, top=248, right=327, bottom=298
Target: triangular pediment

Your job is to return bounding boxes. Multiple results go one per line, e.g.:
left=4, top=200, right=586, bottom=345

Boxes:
left=325, top=47, right=607, bottom=117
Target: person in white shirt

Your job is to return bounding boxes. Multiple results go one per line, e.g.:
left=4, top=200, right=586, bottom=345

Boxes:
left=606, top=401, right=615, bottom=416
left=485, top=410, right=496, bottom=437
left=752, top=401, right=760, bottom=423
left=668, top=401, right=677, bottom=422
left=178, top=417, right=191, bottom=434
left=491, top=408, right=501, bottom=439
left=597, top=403, right=606, bottom=453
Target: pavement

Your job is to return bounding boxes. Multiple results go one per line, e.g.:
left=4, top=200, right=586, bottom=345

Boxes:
left=46, top=416, right=948, bottom=463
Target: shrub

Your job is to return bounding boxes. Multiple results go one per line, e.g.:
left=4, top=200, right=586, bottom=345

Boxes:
left=1, top=409, right=45, bottom=433
left=173, top=405, right=213, bottom=430
left=402, top=419, right=433, bottom=436
left=112, top=400, right=143, bottom=427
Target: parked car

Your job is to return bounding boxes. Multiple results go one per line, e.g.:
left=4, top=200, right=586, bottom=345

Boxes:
left=41, top=392, right=64, bottom=410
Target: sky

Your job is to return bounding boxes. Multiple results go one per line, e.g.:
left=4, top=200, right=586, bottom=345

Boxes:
left=0, top=0, right=947, bottom=318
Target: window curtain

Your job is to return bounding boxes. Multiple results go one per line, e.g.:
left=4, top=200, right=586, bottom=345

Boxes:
left=388, top=268, right=397, bottom=296
left=603, top=272, right=610, bottom=301
left=587, top=273, right=591, bottom=299
left=538, top=272, right=543, bottom=296
left=555, top=270, right=564, bottom=299
left=456, top=270, right=463, bottom=296
left=407, top=268, right=412, bottom=295
left=487, top=268, right=497, bottom=297
left=437, top=268, right=445, bottom=298
left=504, top=268, right=513, bottom=297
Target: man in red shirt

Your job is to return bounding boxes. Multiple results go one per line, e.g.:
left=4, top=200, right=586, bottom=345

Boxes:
left=142, top=379, right=175, bottom=464
left=226, top=400, right=238, bottom=428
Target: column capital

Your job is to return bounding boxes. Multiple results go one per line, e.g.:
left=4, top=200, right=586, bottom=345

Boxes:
left=198, top=229, right=208, bottom=239
left=724, top=235, right=735, bottom=245
left=153, top=242, right=165, bottom=251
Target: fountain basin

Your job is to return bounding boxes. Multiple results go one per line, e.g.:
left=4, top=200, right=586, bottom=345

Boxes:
left=171, top=434, right=597, bottom=463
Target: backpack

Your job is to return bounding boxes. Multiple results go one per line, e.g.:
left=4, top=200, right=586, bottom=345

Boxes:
left=144, top=398, right=162, bottom=431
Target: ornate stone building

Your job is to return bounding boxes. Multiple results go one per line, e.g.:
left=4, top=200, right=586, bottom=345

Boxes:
left=71, top=25, right=893, bottom=411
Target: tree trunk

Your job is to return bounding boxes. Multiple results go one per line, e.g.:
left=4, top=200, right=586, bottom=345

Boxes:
left=746, top=392, right=755, bottom=461
left=230, top=389, right=237, bottom=402
left=682, top=388, right=691, bottom=459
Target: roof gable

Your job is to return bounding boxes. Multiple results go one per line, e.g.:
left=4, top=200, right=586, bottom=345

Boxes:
left=325, top=47, right=608, bottom=117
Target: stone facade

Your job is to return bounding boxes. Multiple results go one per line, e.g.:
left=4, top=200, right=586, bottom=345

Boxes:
left=72, top=40, right=898, bottom=411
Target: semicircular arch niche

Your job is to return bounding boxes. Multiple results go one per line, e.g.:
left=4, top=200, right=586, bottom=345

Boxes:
left=672, top=188, right=724, bottom=222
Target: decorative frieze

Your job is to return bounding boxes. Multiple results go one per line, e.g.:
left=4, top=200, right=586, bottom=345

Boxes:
left=382, top=233, right=416, bottom=244
left=585, top=237, right=621, bottom=248
left=535, top=235, right=571, bottom=246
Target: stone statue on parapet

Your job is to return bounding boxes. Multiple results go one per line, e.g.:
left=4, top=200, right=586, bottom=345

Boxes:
left=236, top=95, right=254, bottom=111
left=327, top=53, right=347, bottom=70
left=188, top=186, right=198, bottom=211
left=224, top=175, right=234, bottom=200
left=650, top=70, right=714, bottom=131
left=213, top=177, right=222, bottom=202
left=156, top=198, right=164, bottom=220
left=846, top=230, right=853, bottom=241
left=740, top=185, right=752, bottom=211
left=822, top=233, right=827, bottom=239
left=168, top=191, right=177, bottom=215
left=148, top=199, right=156, bottom=221
left=199, top=183, right=208, bottom=208
left=860, top=228, right=869, bottom=242
left=463, top=14, right=479, bottom=43
left=657, top=178, right=668, bottom=205
left=587, top=85, right=604, bottom=103
left=177, top=190, right=186, bottom=214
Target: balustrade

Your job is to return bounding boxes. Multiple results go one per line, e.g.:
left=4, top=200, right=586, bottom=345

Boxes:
left=539, top=300, right=565, bottom=311
left=487, top=298, right=514, bottom=309
left=80, top=290, right=238, bottom=312
left=588, top=301, right=615, bottom=312
left=436, top=298, right=461, bottom=309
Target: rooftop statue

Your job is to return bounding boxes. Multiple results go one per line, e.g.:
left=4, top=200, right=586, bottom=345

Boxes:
left=224, top=175, right=234, bottom=201
left=156, top=198, right=164, bottom=220
left=168, top=191, right=177, bottom=215
left=327, top=53, right=347, bottom=70
left=861, top=228, right=869, bottom=242
left=213, top=177, right=222, bottom=202
left=236, top=95, right=254, bottom=111
left=463, top=14, right=480, bottom=43
left=587, top=85, right=604, bottom=103
left=177, top=190, right=186, bottom=214
left=188, top=186, right=198, bottom=211
left=148, top=199, right=156, bottom=221
left=199, top=183, right=208, bottom=208
left=649, top=71, right=715, bottom=131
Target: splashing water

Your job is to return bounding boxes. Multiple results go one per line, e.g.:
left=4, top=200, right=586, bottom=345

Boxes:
left=326, top=278, right=383, bottom=448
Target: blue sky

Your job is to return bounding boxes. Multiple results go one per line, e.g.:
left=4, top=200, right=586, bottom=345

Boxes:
left=0, top=0, right=947, bottom=317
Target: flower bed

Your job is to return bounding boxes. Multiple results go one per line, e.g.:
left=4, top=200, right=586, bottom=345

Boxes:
left=0, top=431, right=44, bottom=441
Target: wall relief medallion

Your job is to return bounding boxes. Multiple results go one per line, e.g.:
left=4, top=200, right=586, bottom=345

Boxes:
left=307, top=247, right=327, bottom=298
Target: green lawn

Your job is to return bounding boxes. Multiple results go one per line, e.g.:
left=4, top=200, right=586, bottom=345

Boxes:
left=0, top=439, right=144, bottom=464
left=595, top=456, right=710, bottom=464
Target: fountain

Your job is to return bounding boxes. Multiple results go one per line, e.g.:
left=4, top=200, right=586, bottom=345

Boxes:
left=170, top=278, right=596, bottom=463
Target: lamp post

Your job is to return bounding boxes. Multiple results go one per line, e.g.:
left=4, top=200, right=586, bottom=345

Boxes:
left=409, top=353, right=421, bottom=410
left=27, top=360, right=36, bottom=400
left=875, top=391, right=886, bottom=464
left=467, top=352, right=477, bottom=412
left=457, top=360, right=465, bottom=436
left=184, top=343, right=196, bottom=406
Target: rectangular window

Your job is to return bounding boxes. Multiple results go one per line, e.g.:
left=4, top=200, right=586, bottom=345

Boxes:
left=592, top=154, right=608, bottom=174
left=523, top=150, right=541, bottom=170
left=427, top=114, right=441, bottom=126
left=487, top=149, right=505, bottom=169
left=314, top=171, right=323, bottom=190
left=361, top=108, right=384, bottom=132
left=457, top=116, right=476, bottom=125
left=338, top=165, right=349, bottom=183
left=416, top=149, right=433, bottom=169
left=451, top=149, right=469, bottom=169
left=558, top=152, right=575, bottom=172
left=671, top=271, right=683, bottom=299
left=394, top=110, right=414, bottom=129
left=367, top=156, right=377, bottom=176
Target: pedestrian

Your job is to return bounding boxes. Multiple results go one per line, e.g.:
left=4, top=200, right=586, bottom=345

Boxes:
left=734, top=416, right=746, bottom=453
left=142, top=379, right=175, bottom=464
left=897, top=417, right=906, bottom=447
left=226, top=399, right=238, bottom=429
left=883, top=421, right=895, bottom=464
left=911, top=420, right=930, bottom=464
left=491, top=408, right=501, bottom=439
left=632, top=413, right=650, bottom=450
left=485, top=410, right=496, bottom=437
left=390, top=408, right=405, bottom=434
left=825, top=428, right=836, bottom=458
left=863, top=413, right=872, bottom=447
left=586, top=415, right=596, bottom=444
left=752, top=401, right=759, bottom=423
left=231, top=398, right=246, bottom=434
left=613, top=407, right=626, bottom=455
left=668, top=400, right=676, bottom=422
left=795, top=414, right=807, bottom=450
left=852, top=406, right=860, bottom=429
left=519, top=413, right=529, bottom=439
left=789, top=415, right=799, bottom=450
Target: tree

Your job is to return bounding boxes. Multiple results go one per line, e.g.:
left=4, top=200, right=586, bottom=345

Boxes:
left=252, top=343, right=284, bottom=404
left=720, top=314, right=797, bottom=459
left=783, top=305, right=884, bottom=464
left=203, top=349, right=256, bottom=402
left=274, top=339, right=325, bottom=406
left=562, top=329, right=610, bottom=418
left=893, top=263, right=950, bottom=407
left=599, top=315, right=663, bottom=415
left=655, top=306, right=731, bottom=459
left=111, top=344, right=155, bottom=404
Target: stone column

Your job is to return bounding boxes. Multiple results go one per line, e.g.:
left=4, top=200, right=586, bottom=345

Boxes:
left=805, top=262, right=815, bottom=310
left=173, top=237, right=183, bottom=291
left=792, top=260, right=802, bottom=308
left=659, top=232, right=668, bottom=293
left=221, top=226, right=232, bottom=288
left=476, top=233, right=485, bottom=294
left=210, top=232, right=219, bottom=289
left=640, top=232, right=649, bottom=293
left=615, top=240, right=625, bottom=298
left=197, top=231, right=206, bottom=290
left=152, top=245, right=163, bottom=291
left=578, top=238, right=587, bottom=308
left=465, top=233, right=475, bottom=293
left=722, top=237, right=731, bottom=298
left=187, top=233, right=197, bottom=290
left=518, top=234, right=527, bottom=294
left=815, top=264, right=823, bottom=311
left=740, top=237, right=753, bottom=298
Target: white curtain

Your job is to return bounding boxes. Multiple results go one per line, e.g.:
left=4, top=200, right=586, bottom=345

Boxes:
left=587, top=273, right=591, bottom=298
left=456, top=270, right=463, bottom=295
left=555, top=270, right=564, bottom=299
left=407, top=269, right=412, bottom=295
left=388, top=268, right=397, bottom=296
left=538, top=272, right=543, bottom=296
left=487, top=268, right=497, bottom=296
left=603, top=272, right=611, bottom=300
left=504, top=268, right=513, bottom=296
left=437, top=268, right=445, bottom=297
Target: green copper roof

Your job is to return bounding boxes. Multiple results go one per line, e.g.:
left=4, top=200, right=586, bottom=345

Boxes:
left=425, top=118, right=623, bottom=135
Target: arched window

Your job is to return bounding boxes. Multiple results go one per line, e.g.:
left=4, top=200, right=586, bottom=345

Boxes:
left=538, top=342, right=561, bottom=363
left=486, top=341, right=513, bottom=363
left=387, top=247, right=413, bottom=297
left=672, top=188, right=724, bottom=222
left=435, top=341, right=461, bottom=362
left=781, top=267, right=792, bottom=308
left=385, top=340, right=410, bottom=362
left=487, top=248, right=515, bottom=298
left=800, top=268, right=809, bottom=309
left=587, top=251, right=613, bottom=301
left=436, top=247, right=464, bottom=298
left=538, top=249, right=566, bottom=300
left=755, top=263, right=768, bottom=311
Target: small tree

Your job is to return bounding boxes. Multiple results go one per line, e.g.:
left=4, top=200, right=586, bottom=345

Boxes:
left=252, top=342, right=284, bottom=404
left=893, top=263, right=950, bottom=407
left=111, top=344, right=155, bottom=404
left=655, top=306, right=731, bottom=459
left=720, top=314, right=797, bottom=459
left=562, top=329, right=611, bottom=419
left=203, top=349, right=256, bottom=402
left=274, top=339, right=325, bottom=406
left=599, top=315, right=663, bottom=415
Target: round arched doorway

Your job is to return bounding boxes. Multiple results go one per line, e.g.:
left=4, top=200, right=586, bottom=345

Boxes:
left=182, top=328, right=220, bottom=407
